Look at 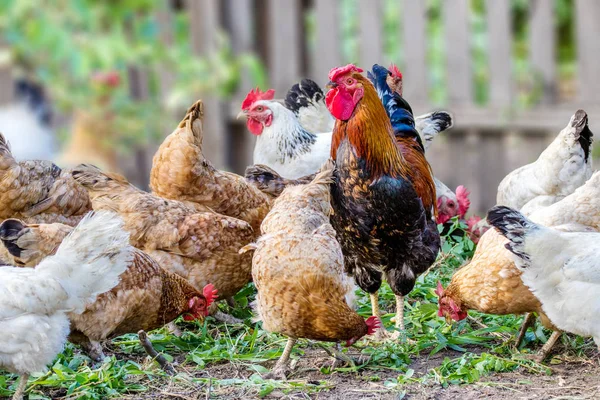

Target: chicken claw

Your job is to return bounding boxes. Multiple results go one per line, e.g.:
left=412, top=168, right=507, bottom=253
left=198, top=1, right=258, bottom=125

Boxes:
left=264, top=338, right=297, bottom=380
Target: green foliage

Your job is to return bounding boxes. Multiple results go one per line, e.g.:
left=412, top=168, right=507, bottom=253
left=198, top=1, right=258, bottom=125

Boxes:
left=0, top=1, right=266, bottom=151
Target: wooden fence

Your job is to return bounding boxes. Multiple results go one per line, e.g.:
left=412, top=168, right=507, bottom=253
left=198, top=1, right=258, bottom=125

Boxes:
left=2, top=0, right=600, bottom=213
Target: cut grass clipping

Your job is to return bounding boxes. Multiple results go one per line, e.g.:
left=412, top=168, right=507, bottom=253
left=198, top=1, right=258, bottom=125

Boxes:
left=0, top=217, right=593, bottom=399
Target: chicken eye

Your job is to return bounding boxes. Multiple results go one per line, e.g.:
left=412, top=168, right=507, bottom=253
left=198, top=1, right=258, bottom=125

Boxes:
left=256, top=106, right=264, bottom=112
left=346, top=78, right=354, bottom=85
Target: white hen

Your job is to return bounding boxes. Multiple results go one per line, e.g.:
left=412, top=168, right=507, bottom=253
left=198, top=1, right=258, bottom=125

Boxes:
left=0, top=211, right=132, bottom=400
left=496, top=110, right=593, bottom=216
left=489, top=206, right=600, bottom=348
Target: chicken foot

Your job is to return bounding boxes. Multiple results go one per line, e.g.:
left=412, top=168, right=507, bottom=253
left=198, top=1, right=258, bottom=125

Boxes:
left=317, top=343, right=358, bottom=369
left=368, top=292, right=391, bottom=340
left=138, top=330, right=176, bottom=376
left=264, top=337, right=297, bottom=380
left=213, top=310, right=243, bottom=325
left=12, top=373, right=28, bottom=400
left=515, top=313, right=535, bottom=348
left=535, top=330, right=561, bottom=362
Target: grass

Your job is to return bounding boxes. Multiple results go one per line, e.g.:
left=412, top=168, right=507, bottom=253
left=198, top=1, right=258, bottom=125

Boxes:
left=0, top=218, right=595, bottom=399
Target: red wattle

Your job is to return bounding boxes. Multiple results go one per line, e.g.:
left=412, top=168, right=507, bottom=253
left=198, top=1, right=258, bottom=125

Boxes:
left=247, top=118, right=264, bottom=135
left=326, top=88, right=356, bottom=121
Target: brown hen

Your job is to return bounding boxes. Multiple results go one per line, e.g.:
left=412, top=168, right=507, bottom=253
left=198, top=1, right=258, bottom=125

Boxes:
left=150, top=100, right=271, bottom=233
left=0, top=218, right=216, bottom=361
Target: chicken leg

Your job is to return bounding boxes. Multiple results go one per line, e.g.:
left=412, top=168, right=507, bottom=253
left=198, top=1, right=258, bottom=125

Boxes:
left=369, top=292, right=391, bottom=340
left=264, top=337, right=297, bottom=380
left=535, top=330, right=561, bottom=362
left=12, top=373, right=28, bottom=400
left=515, top=313, right=535, bottom=348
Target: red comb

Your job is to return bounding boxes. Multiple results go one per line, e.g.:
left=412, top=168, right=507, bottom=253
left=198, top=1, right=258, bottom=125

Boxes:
left=202, top=284, right=218, bottom=308
left=389, top=64, right=402, bottom=79
left=329, top=64, right=364, bottom=82
left=455, top=185, right=471, bottom=217
left=435, top=281, right=445, bottom=297
left=241, top=87, right=275, bottom=110
left=365, top=316, right=382, bottom=335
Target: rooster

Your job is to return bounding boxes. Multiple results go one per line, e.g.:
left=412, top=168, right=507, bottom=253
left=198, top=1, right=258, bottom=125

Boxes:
left=326, top=64, right=440, bottom=338
left=241, top=68, right=457, bottom=220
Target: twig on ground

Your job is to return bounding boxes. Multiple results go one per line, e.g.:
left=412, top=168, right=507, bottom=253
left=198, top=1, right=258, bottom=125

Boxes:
left=138, top=330, right=177, bottom=376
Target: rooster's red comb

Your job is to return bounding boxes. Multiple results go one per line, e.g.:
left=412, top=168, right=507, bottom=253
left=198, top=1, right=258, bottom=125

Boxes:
left=435, top=281, right=445, bottom=297
left=455, top=185, right=471, bottom=217
left=389, top=64, right=402, bottom=79
left=202, top=284, right=218, bottom=308
left=241, top=87, right=275, bottom=110
left=329, top=64, right=364, bottom=82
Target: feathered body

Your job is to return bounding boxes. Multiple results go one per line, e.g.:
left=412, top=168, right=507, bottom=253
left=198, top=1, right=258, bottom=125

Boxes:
left=497, top=110, right=593, bottom=216
left=488, top=206, right=600, bottom=347
left=0, top=218, right=215, bottom=361
left=0, top=211, right=131, bottom=388
left=151, top=100, right=270, bottom=233
left=0, top=133, right=91, bottom=227
left=326, top=64, right=440, bottom=334
left=72, top=165, right=253, bottom=300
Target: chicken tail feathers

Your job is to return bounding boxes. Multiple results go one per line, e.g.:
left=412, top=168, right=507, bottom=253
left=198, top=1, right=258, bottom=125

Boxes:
left=0, top=132, right=16, bottom=165
left=487, top=206, right=538, bottom=266
left=415, top=111, right=454, bottom=151
left=35, top=211, right=133, bottom=313
left=572, top=109, right=593, bottom=162
left=179, top=100, right=205, bottom=150
left=284, top=78, right=325, bottom=114
left=245, top=164, right=314, bottom=198
left=311, top=159, right=335, bottom=186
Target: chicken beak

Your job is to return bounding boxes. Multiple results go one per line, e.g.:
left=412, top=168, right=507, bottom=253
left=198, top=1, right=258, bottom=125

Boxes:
left=326, top=81, right=337, bottom=89
left=237, top=110, right=248, bottom=120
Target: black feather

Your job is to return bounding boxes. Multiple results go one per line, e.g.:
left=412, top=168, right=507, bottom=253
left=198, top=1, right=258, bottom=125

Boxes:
left=486, top=206, right=537, bottom=265
left=284, top=79, right=325, bottom=115
left=0, top=219, right=26, bottom=257
left=571, top=109, right=593, bottom=162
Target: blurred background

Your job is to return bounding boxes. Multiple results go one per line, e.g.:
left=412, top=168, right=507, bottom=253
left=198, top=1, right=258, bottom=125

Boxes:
left=0, top=0, right=599, bottom=213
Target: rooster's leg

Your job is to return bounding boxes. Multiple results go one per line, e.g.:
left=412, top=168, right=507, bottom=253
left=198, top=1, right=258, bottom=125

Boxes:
left=369, top=292, right=382, bottom=319
left=264, top=337, right=297, bottom=380
left=12, top=373, right=29, bottom=400
left=535, top=330, right=561, bottom=362
left=390, top=294, right=406, bottom=331
left=515, top=313, right=535, bottom=348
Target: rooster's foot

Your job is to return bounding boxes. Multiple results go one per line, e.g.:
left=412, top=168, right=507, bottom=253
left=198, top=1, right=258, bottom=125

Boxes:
left=213, top=310, right=243, bottom=325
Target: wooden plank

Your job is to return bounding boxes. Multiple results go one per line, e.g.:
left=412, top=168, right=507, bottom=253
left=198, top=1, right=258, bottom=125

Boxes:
left=401, top=0, right=428, bottom=104
left=575, top=0, right=600, bottom=104
left=187, top=0, right=227, bottom=169
left=358, top=0, right=383, bottom=69
left=529, top=0, right=556, bottom=103
left=312, top=0, right=341, bottom=83
left=267, top=0, right=302, bottom=95
left=486, top=0, right=512, bottom=105
left=225, top=0, right=257, bottom=170
left=443, top=0, right=472, bottom=105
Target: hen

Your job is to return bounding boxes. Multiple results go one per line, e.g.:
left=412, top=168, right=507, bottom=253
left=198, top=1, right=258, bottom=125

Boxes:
left=243, top=161, right=380, bottom=378
left=497, top=110, right=593, bottom=216
left=150, top=100, right=270, bottom=233
left=488, top=206, right=600, bottom=350
left=71, top=165, right=254, bottom=307
left=0, top=218, right=217, bottom=361
left=438, top=170, right=600, bottom=360
left=0, top=133, right=91, bottom=227
left=326, top=64, right=440, bottom=338
left=0, top=211, right=132, bottom=400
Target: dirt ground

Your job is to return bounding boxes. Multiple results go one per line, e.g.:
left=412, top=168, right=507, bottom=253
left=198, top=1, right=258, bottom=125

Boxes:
left=118, top=346, right=600, bottom=400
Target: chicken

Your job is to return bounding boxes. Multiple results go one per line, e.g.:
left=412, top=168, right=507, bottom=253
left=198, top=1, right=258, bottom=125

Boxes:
left=242, top=161, right=380, bottom=378
left=0, top=133, right=91, bottom=227
left=326, top=64, right=440, bottom=338
left=438, top=171, right=600, bottom=360
left=150, top=100, right=270, bottom=233
left=488, top=205, right=600, bottom=350
left=0, top=211, right=132, bottom=400
left=497, top=110, right=593, bottom=216
left=0, top=218, right=217, bottom=361
left=71, top=164, right=254, bottom=305
left=241, top=69, right=457, bottom=220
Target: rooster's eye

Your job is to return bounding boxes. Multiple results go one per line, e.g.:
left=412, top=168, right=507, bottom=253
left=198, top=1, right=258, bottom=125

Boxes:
left=256, top=106, right=263, bottom=111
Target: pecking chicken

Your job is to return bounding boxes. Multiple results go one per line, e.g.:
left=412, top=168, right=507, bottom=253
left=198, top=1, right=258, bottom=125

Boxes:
left=488, top=205, right=600, bottom=351
left=241, top=67, right=457, bottom=220
left=0, top=133, right=91, bottom=227
left=150, top=100, right=270, bottom=233
left=71, top=164, right=253, bottom=310
left=0, top=211, right=132, bottom=400
left=496, top=110, right=593, bottom=216
left=242, top=161, right=380, bottom=378
left=438, top=170, right=600, bottom=360
left=326, top=64, right=440, bottom=338
left=0, top=217, right=216, bottom=361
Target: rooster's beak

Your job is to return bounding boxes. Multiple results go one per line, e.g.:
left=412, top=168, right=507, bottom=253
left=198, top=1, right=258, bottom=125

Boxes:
left=237, top=110, right=248, bottom=120
left=326, top=81, right=337, bottom=89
